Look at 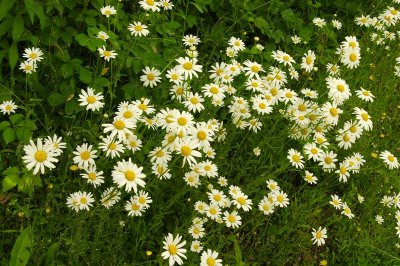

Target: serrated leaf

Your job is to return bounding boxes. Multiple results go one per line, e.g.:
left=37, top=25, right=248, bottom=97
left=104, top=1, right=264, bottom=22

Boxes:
left=10, top=226, right=33, bottom=266
left=0, top=121, right=10, bottom=131
left=0, top=0, right=16, bottom=21
left=3, top=127, right=15, bottom=144
left=8, top=42, right=18, bottom=70
left=12, top=14, right=24, bottom=41
left=2, top=174, right=19, bottom=192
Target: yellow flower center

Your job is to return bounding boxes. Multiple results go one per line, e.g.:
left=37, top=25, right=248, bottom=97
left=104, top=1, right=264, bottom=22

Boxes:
left=181, top=146, right=192, bottom=156
left=361, top=113, right=369, bottom=121
left=228, top=215, right=236, bottom=223
left=340, top=166, right=347, bottom=174
left=349, top=41, right=357, bottom=48
left=129, top=141, right=137, bottom=148
left=343, top=134, right=350, bottom=142
left=330, top=108, right=338, bottom=117
left=388, top=155, right=395, bottom=163
left=315, top=231, right=322, bottom=239
left=277, top=195, right=284, bottom=203
left=171, top=73, right=179, bottom=80
left=210, top=86, right=219, bottom=94
left=258, top=102, right=266, bottom=109
left=311, top=148, right=318, bottom=154
left=306, top=56, right=313, bottom=65
left=108, top=142, right=117, bottom=150
left=251, top=65, right=260, bottom=73
left=125, top=170, right=136, bottom=181
left=350, top=126, right=357, bottom=133
left=209, top=208, right=217, bottom=215
left=213, top=194, right=221, bottom=201
left=283, top=55, right=290, bottom=62
left=139, top=197, right=146, bottom=204
left=131, top=204, right=140, bottom=211
left=114, top=120, right=126, bottom=130
left=292, top=154, right=301, bottom=163
left=80, top=197, right=87, bottom=204
left=80, top=151, right=90, bottom=160
left=177, top=117, right=188, bottom=126
left=183, top=62, right=193, bottom=70
left=123, top=110, right=133, bottom=118
left=25, top=65, right=33, bottom=70
left=197, top=131, right=207, bottom=140
left=156, top=150, right=164, bottom=157
left=362, top=91, right=370, bottom=96
left=146, top=0, right=155, bottom=5
left=87, top=96, right=96, bottom=104
left=263, top=204, right=270, bottom=211
left=237, top=197, right=246, bottom=205
left=337, top=84, right=345, bottom=92
left=88, top=172, right=97, bottom=180
left=35, top=150, right=47, bottom=162
left=103, top=51, right=112, bottom=57
left=324, top=157, right=333, bottom=164
left=298, top=104, right=306, bottom=112
left=29, top=53, right=38, bottom=59
left=204, top=165, right=211, bottom=171
left=190, top=97, right=199, bottom=104
left=138, top=103, right=148, bottom=111
left=349, top=53, right=358, bottom=62
left=285, top=92, right=293, bottom=98
left=207, top=257, right=216, bottom=266
left=147, top=73, right=155, bottom=81
left=134, top=25, right=143, bottom=31
left=271, top=88, right=278, bottom=96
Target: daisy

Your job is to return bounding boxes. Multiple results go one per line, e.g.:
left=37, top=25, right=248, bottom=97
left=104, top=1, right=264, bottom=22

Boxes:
left=242, top=60, right=264, bottom=79
left=100, top=187, right=121, bottom=208
left=189, top=224, right=205, bottom=239
left=303, top=142, right=322, bottom=161
left=100, top=5, right=116, bottom=17
left=223, top=210, right=242, bottom=228
left=139, top=0, right=160, bottom=12
left=200, top=249, right=223, bottom=266
left=44, top=134, right=66, bottom=156
left=98, top=46, right=117, bottom=61
left=72, top=143, right=97, bottom=169
left=160, top=0, right=174, bottom=10
left=128, top=21, right=150, bottom=37
left=183, top=92, right=205, bottom=113
left=112, top=158, right=146, bottom=193
left=318, top=150, right=337, bottom=172
left=326, top=63, right=340, bottom=76
left=313, top=17, right=326, bottom=27
left=356, top=88, right=375, bottom=102
left=175, top=57, right=203, bottom=80
left=341, top=203, right=355, bottom=219
left=166, top=68, right=183, bottom=84
left=99, top=135, right=125, bottom=158
left=102, top=117, right=135, bottom=140
left=124, top=134, right=142, bottom=152
left=205, top=203, right=221, bottom=220
left=190, top=240, right=203, bottom=253
left=153, top=163, right=172, bottom=180
left=80, top=164, right=104, bottom=187
left=0, top=100, right=18, bottom=115
left=271, top=50, right=295, bottom=66
left=329, top=195, right=342, bottom=209
left=22, top=138, right=58, bottom=175
left=134, top=98, right=156, bottom=115
left=266, top=179, right=280, bottom=192
left=194, top=201, right=207, bottom=214
left=273, top=190, right=290, bottom=207
left=161, top=234, right=187, bottom=266
left=326, top=77, right=351, bottom=105
left=304, top=171, right=318, bottom=184
left=287, top=149, right=305, bottom=169
left=336, top=161, right=351, bottom=182
left=134, top=190, right=153, bottom=209
left=341, top=48, right=361, bottom=69
left=232, top=191, right=252, bottom=211
left=66, top=191, right=94, bottom=212
left=202, top=83, right=225, bottom=101
left=198, top=160, right=218, bottom=178
left=125, top=197, right=145, bottom=216
left=332, top=19, right=342, bottom=29
left=258, top=197, right=275, bottom=215
left=182, top=34, right=200, bottom=47
left=228, top=37, right=245, bottom=51
left=23, top=47, right=43, bottom=63
left=336, top=130, right=355, bottom=150
left=78, top=87, right=105, bottom=111
left=301, top=88, right=318, bottom=99
left=321, top=102, right=342, bottom=125
left=208, top=189, right=226, bottom=207
left=311, top=227, right=327, bottom=246
left=149, top=146, right=171, bottom=165
left=380, top=150, right=399, bottom=169
left=291, top=35, right=301, bottom=44
left=97, top=31, right=109, bottom=41
left=353, top=107, right=373, bottom=131
left=375, top=215, right=384, bottom=224
left=301, top=50, right=316, bottom=72
left=19, top=61, right=36, bottom=74
left=140, top=66, right=162, bottom=88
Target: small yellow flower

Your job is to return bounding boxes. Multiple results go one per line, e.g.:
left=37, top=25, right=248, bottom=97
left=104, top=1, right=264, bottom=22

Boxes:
left=45, top=208, right=51, bottom=214
left=17, top=211, right=25, bottom=218
left=371, top=152, right=378, bottom=159
left=48, top=183, right=53, bottom=189
left=70, top=165, right=79, bottom=171
left=146, top=250, right=152, bottom=256
left=320, top=260, right=328, bottom=266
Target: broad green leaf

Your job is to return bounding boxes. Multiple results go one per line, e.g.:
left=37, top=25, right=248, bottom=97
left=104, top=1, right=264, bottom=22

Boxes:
left=2, top=166, right=19, bottom=176
left=254, top=17, right=271, bottom=36
left=16, top=127, right=33, bottom=143
left=0, top=0, right=16, bottom=21
left=18, top=173, right=34, bottom=194
left=64, top=100, right=81, bottom=114
left=47, top=93, right=65, bottom=107
left=2, top=173, right=19, bottom=192
left=0, top=16, right=13, bottom=39
left=75, top=33, right=90, bottom=46
left=12, top=14, right=24, bottom=41
left=10, top=114, right=24, bottom=125
left=0, top=121, right=10, bottom=131
left=93, top=77, right=109, bottom=88
left=8, top=42, right=18, bottom=70
left=79, top=68, right=92, bottom=84
left=3, top=127, right=15, bottom=144
left=10, top=226, right=33, bottom=266
left=45, top=243, right=59, bottom=265
left=16, top=120, right=36, bottom=131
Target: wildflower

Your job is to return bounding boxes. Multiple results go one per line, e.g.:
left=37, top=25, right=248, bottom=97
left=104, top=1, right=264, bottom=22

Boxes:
left=101, top=187, right=121, bottom=208
left=291, top=35, right=302, bottom=44
left=97, top=31, right=109, bottom=41
left=353, top=107, right=373, bottom=131
left=271, top=50, right=295, bottom=66
left=100, top=5, right=116, bottom=17
left=125, top=197, right=145, bottom=216
left=161, top=234, right=187, bottom=265
left=23, top=47, right=43, bottom=63
left=380, top=150, right=399, bottom=169
left=273, top=190, right=290, bottom=207
left=332, top=19, right=342, bottom=29
left=112, top=158, right=146, bottom=193
left=190, top=240, right=203, bottom=253
left=228, top=37, right=245, bottom=51
left=313, top=17, right=326, bottom=27
left=175, top=57, right=203, bottom=80
left=232, top=191, right=253, bottom=211
left=160, top=0, right=174, bottom=10
left=99, top=135, right=125, bottom=158
left=287, top=149, right=305, bottom=169
left=128, top=22, right=150, bottom=37
left=78, top=87, right=105, bottom=111
left=0, top=100, right=18, bottom=115
left=258, top=197, right=275, bottom=215
left=242, top=60, right=264, bottom=79
left=253, top=147, right=261, bottom=156
left=66, top=191, right=94, bottom=212
left=183, top=92, right=205, bottom=113
left=22, top=138, right=58, bottom=175
left=139, top=0, right=160, bottom=12
left=98, top=46, right=117, bottom=61
left=189, top=224, right=205, bottom=239
left=102, top=117, right=135, bottom=140
left=301, top=50, right=316, bottom=72
left=80, top=164, right=105, bottom=187
left=311, top=227, right=327, bottom=246
left=341, top=203, right=355, bottom=219
left=44, top=134, right=66, bottom=156
left=356, top=88, right=375, bottom=102
left=182, top=35, right=200, bottom=47
left=266, top=180, right=280, bottom=192
left=375, top=215, right=384, bottom=224
left=341, top=48, right=361, bottom=69
left=304, top=171, right=318, bottom=184
left=72, top=143, right=97, bottom=169
left=140, top=67, right=162, bottom=88
left=223, top=210, right=242, bottom=228
left=19, top=61, right=36, bottom=74
left=200, top=249, right=223, bottom=266
left=330, top=195, right=342, bottom=209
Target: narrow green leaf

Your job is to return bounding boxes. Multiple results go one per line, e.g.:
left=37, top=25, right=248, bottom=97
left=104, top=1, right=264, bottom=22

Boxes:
left=45, top=243, right=59, bottom=265
left=3, top=127, right=15, bottom=144
left=2, top=174, right=19, bottom=192
left=12, top=14, right=24, bottom=41
left=0, top=0, right=16, bottom=21
left=8, top=42, right=18, bottom=70
left=10, top=226, right=33, bottom=266
left=24, top=0, right=35, bottom=23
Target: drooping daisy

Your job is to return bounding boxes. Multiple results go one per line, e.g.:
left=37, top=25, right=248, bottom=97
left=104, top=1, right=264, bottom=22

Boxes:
left=341, top=202, right=355, bottom=219
left=271, top=50, right=295, bottom=67
left=356, top=88, right=375, bottom=102
left=311, top=227, right=327, bottom=246
left=128, top=21, right=150, bottom=37
left=313, top=17, right=326, bottom=28
left=23, top=47, right=43, bottom=63
left=19, top=61, right=36, bottom=74
left=112, top=158, right=146, bottom=193
left=160, top=0, right=174, bottom=10
left=161, top=233, right=187, bottom=266
left=22, top=138, right=58, bottom=175
left=100, top=5, right=117, bottom=17
left=100, top=187, right=121, bottom=208
left=140, top=66, right=162, bottom=88
left=80, top=164, right=105, bottom=187
left=98, top=46, right=117, bottom=62
left=78, top=87, right=105, bottom=111
left=175, top=57, right=203, bottom=80
left=200, top=249, right=223, bottom=266
left=353, top=107, right=373, bottom=131
left=380, top=150, right=399, bottom=169
left=0, top=100, right=18, bottom=115
left=97, top=31, right=109, bottom=41
left=73, top=143, right=97, bottom=169
left=332, top=19, right=342, bottom=29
